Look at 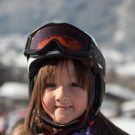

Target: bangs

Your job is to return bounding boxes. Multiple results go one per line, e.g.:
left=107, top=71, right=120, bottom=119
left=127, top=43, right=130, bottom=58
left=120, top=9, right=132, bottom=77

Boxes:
left=73, top=59, right=94, bottom=90
left=36, top=58, right=95, bottom=91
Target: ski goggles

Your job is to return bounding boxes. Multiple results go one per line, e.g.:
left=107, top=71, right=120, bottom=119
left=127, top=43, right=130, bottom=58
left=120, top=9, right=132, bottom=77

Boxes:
left=24, top=23, right=98, bottom=58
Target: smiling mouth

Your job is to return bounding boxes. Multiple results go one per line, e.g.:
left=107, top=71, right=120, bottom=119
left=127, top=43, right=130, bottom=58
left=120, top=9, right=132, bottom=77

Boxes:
left=55, top=106, right=72, bottom=111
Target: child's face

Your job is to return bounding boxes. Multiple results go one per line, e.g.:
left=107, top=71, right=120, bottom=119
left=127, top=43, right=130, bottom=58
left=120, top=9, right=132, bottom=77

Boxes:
left=42, top=60, right=88, bottom=124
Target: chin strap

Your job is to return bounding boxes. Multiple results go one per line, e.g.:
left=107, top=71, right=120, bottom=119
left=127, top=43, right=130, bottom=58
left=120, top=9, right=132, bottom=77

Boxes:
left=38, top=112, right=96, bottom=135
left=39, top=113, right=79, bottom=130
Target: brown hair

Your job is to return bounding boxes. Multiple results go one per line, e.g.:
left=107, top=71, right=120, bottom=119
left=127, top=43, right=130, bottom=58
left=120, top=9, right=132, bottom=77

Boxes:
left=94, top=112, right=129, bottom=135
left=12, top=123, right=25, bottom=135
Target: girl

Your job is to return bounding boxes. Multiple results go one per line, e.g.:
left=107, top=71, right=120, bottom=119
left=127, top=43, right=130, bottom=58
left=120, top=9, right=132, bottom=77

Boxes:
left=23, top=22, right=129, bottom=135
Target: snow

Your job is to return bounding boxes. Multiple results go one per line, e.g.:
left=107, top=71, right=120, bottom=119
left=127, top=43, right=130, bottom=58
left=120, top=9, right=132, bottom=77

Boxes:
left=103, top=49, right=123, bottom=63
left=103, top=48, right=135, bottom=77
left=0, top=34, right=27, bottom=68
left=121, top=100, right=135, bottom=112
left=116, top=62, right=135, bottom=77
left=106, top=83, right=135, bottom=100
left=111, top=117, right=135, bottom=135
left=0, top=82, right=28, bottom=100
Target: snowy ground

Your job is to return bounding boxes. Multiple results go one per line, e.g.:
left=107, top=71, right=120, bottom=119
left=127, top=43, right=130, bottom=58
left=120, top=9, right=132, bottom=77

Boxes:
left=111, top=117, right=135, bottom=135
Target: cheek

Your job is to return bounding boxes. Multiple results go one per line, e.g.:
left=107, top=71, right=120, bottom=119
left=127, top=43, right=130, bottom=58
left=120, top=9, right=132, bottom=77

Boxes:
left=73, top=90, right=88, bottom=113
left=80, top=96, right=88, bottom=111
left=42, top=91, right=54, bottom=113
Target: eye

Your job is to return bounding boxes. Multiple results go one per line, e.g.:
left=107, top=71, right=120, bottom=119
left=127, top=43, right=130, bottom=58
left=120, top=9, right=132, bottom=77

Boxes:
left=46, top=83, right=57, bottom=88
left=69, top=82, right=80, bottom=87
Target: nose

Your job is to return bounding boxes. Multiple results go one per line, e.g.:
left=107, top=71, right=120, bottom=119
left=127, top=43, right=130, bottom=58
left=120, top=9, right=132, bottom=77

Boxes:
left=55, top=86, right=69, bottom=102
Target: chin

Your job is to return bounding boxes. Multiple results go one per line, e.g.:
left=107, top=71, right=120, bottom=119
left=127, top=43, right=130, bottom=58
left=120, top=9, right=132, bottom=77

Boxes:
left=55, top=118, right=73, bottom=125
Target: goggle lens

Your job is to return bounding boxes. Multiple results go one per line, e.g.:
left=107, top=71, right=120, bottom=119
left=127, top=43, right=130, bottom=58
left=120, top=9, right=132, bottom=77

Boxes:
left=29, top=24, right=90, bottom=51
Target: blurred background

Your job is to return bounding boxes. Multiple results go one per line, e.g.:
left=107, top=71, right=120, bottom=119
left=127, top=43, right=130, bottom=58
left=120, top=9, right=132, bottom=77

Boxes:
left=0, top=0, right=135, bottom=134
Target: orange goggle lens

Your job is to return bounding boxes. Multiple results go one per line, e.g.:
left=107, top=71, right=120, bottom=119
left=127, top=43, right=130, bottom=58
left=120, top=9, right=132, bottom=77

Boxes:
left=37, top=36, right=82, bottom=50
left=29, top=24, right=90, bottom=51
